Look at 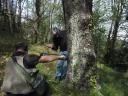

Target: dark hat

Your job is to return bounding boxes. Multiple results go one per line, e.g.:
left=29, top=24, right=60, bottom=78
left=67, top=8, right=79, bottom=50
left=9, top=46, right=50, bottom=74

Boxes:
left=52, top=27, right=60, bottom=34
left=15, top=42, right=28, bottom=51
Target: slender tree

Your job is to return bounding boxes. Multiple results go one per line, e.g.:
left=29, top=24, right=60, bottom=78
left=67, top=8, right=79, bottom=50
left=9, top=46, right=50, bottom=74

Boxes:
left=106, top=0, right=124, bottom=64
left=33, top=0, right=41, bottom=43
left=18, top=0, right=22, bottom=30
left=0, top=0, right=2, bottom=14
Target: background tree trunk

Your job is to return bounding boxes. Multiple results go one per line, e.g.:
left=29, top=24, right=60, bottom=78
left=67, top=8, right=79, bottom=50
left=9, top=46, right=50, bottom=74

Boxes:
left=0, top=0, right=25, bottom=53
left=34, top=0, right=41, bottom=43
left=18, top=0, right=22, bottom=32
left=106, top=0, right=124, bottom=64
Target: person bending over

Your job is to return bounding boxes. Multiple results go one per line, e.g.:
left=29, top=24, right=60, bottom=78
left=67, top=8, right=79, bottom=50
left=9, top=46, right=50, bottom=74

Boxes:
left=1, top=42, right=66, bottom=96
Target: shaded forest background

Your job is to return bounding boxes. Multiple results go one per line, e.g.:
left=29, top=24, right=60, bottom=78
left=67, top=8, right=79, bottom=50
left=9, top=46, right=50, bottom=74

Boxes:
left=0, top=0, right=128, bottom=96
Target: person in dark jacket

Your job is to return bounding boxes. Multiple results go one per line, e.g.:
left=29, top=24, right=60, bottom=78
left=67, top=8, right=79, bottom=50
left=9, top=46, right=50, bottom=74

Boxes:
left=1, top=42, right=66, bottom=96
left=47, top=27, right=68, bottom=81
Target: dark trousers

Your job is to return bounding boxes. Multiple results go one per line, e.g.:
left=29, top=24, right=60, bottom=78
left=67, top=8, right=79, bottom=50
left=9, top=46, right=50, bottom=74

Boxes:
left=6, top=91, right=37, bottom=96
left=6, top=82, right=49, bottom=96
left=6, top=88, right=49, bottom=96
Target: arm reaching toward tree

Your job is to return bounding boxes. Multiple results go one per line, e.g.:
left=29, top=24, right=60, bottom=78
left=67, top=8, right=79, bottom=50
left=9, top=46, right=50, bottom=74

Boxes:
left=38, top=55, right=66, bottom=63
left=23, top=54, right=67, bottom=68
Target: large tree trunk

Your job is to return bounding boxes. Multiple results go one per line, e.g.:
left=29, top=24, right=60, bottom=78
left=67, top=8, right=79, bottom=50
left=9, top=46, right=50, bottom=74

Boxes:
left=63, top=0, right=96, bottom=90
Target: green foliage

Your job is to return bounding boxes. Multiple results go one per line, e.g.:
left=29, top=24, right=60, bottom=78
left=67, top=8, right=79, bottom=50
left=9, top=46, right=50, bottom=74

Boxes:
left=39, top=17, right=51, bottom=43
left=22, top=0, right=63, bottom=44
left=1, top=45, right=128, bottom=96
left=89, top=88, right=103, bottom=96
left=98, top=63, right=128, bottom=96
left=90, top=75, right=97, bottom=89
left=111, top=5, right=118, bottom=20
left=54, top=13, right=64, bottom=27
left=29, top=45, right=128, bottom=96
left=91, top=9, right=107, bottom=59
left=0, top=33, right=26, bottom=53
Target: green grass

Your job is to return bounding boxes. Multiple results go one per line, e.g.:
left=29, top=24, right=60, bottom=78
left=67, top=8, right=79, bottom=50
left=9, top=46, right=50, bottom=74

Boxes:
left=30, top=45, right=128, bottom=96
left=1, top=44, right=128, bottom=96
left=98, top=64, right=128, bottom=96
left=29, top=45, right=89, bottom=96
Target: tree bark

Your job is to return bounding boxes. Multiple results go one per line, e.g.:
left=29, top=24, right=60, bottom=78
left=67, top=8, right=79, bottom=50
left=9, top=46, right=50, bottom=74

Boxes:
left=0, top=0, right=2, bottom=14
left=106, top=0, right=124, bottom=64
left=18, top=0, right=22, bottom=31
left=63, top=0, right=96, bottom=91
left=34, top=0, right=41, bottom=43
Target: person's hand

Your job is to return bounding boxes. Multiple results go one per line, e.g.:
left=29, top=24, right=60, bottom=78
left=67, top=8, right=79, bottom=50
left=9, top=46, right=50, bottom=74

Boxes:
left=59, top=55, right=67, bottom=60
left=46, top=44, right=53, bottom=48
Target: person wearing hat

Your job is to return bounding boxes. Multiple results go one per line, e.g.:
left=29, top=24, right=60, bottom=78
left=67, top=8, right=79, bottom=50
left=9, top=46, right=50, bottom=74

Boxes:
left=1, top=42, right=66, bottom=96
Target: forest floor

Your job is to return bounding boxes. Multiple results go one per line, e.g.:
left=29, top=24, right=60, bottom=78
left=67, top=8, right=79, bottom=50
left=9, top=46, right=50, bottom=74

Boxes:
left=98, top=63, right=128, bottom=96
left=0, top=44, right=128, bottom=96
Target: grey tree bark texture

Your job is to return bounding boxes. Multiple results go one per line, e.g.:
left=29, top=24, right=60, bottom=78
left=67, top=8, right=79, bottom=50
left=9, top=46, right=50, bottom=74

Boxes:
left=63, top=0, right=96, bottom=90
